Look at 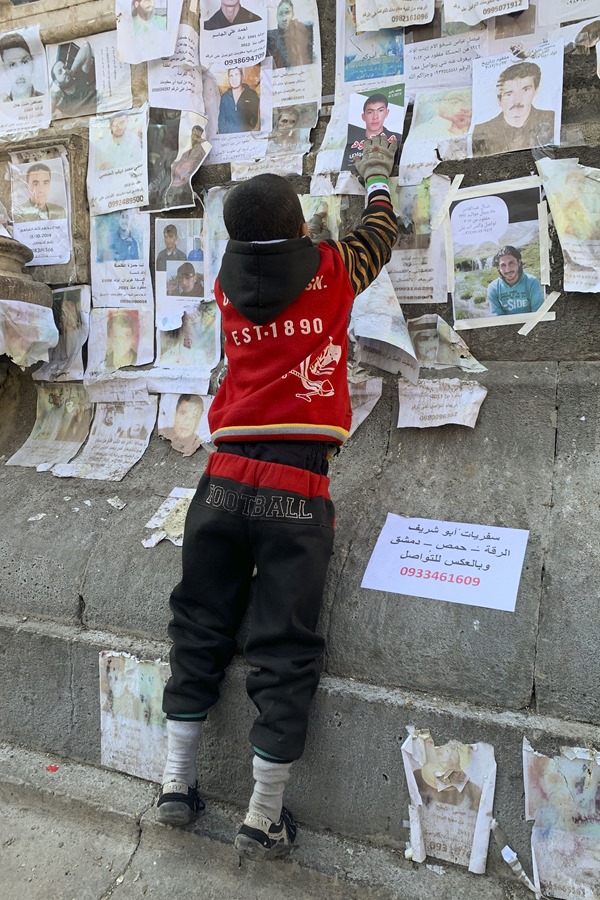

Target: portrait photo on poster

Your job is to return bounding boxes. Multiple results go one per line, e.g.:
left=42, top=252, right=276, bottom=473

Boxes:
left=449, top=181, right=547, bottom=328
left=0, top=26, right=51, bottom=135
left=158, top=392, right=213, bottom=456
left=216, top=64, right=261, bottom=134
left=342, top=85, right=405, bottom=171
left=33, top=286, right=91, bottom=383
left=94, top=209, right=143, bottom=263
left=266, top=0, right=314, bottom=69
left=268, top=101, right=316, bottom=154
left=157, top=299, right=219, bottom=371
left=116, top=0, right=184, bottom=65
left=200, top=0, right=266, bottom=68
left=87, top=307, right=154, bottom=373
left=10, top=154, right=71, bottom=266
left=91, top=209, right=152, bottom=308
left=339, top=0, right=404, bottom=92
left=155, top=217, right=204, bottom=329
left=163, top=114, right=210, bottom=210
left=88, top=107, right=148, bottom=216
left=470, top=40, right=563, bottom=157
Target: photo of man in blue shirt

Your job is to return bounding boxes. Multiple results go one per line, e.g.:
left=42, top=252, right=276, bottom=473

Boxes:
left=487, top=245, right=544, bottom=316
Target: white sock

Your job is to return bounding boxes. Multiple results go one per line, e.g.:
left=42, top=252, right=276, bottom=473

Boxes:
left=247, top=755, right=292, bottom=824
left=162, top=719, right=203, bottom=787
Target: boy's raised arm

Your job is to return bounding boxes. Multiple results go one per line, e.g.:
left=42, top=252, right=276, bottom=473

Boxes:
left=327, top=136, right=399, bottom=298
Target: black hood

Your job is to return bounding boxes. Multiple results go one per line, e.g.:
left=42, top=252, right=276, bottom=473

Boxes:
left=218, top=236, right=321, bottom=326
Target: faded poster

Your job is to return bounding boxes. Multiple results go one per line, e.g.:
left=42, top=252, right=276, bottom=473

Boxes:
left=10, top=151, right=70, bottom=266
left=470, top=40, right=563, bottom=157
left=538, top=0, right=600, bottom=25
left=146, top=109, right=210, bottom=212
left=200, top=0, right=266, bottom=67
left=445, top=0, right=528, bottom=25
left=401, top=86, right=471, bottom=183
left=231, top=151, right=304, bottom=178
left=158, top=391, right=213, bottom=455
left=143, top=486, right=196, bottom=546
left=87, top=106, right=149, bottom=216
left=148, top=52, right=204, bottom=115
left=267, top=101, right=317, bottom=158
left=536, top=156, right=600, bottom=293
left=100, top=651, right=169, bottom=782
left=91, top=209, right=153, bottom=307
left=348, top=373, right=383, bottom=436
left=0, top=298, right=58, bottom=369
left=404, top=30, right=484, bottom=90
left=402, top=728, right=497, bottom=873
left=0, top=26, right=51, bottom=137
left=355, top=0, right=435, bottom=31
left=6, top=383, right=92, bottom=468
left=156, top=299, right=220, bottom=376
left=408, top=314, right=485, bottom=372
left=155, top=217, right=204, bottom=329
left=204, top=60, right=272, bottom=164
left=87, top=307, right=155, bottom=373
left=335, top=0, right=404, bottom=96
left=46, top=32, right=132, bottom=121
left=299, top=194, right=341, bottom=242
left=268, top=0, right=321, bottom=111
left=116, top=0, right=184, bottom=65
left=33, top=286, right=91, bottom=382
left=397, top=377, right=487, bottom=428
left=52, top=396, right=158, bottom=481
left=524, top=738, right=600, bottom=900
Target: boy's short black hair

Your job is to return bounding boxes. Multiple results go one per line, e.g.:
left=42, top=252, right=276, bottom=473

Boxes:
left=223, top=174, right=305, bottom=242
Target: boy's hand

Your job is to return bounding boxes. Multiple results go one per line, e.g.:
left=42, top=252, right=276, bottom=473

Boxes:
left=354, top=135, right=397, bottom=182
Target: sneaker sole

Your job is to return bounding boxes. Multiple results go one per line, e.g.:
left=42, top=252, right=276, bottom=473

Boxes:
left=234, top=833, right=290, bottom=861
left=156, top=801, right=200, bottom=826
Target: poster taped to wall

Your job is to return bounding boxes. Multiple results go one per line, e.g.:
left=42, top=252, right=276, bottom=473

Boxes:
left=87, top=106, right=149, bottom=216
left=6, top=383, right=92, bottom=469
left=10, top=151, right=70, bottom=266
left=0, top=26, right=51, bottom=137
left=33, top=286, right=91, bottom=383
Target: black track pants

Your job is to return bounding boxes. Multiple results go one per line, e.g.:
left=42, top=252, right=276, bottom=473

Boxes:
left=162, top=451, right=335, bottom=761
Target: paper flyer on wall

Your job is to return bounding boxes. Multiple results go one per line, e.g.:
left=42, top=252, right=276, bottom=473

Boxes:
left=9, top=151, right=70, bottom=266
left=487, top=5, right=544, bottom=51
left=470, top=40, right=563, bottom=158
left=400, top=87, right=471, bottom=184
left=87, top=307, right=155, bottom=374
left=91, top=209, right=153, bottom=307
left=355, top=0, right=435, bottom=32
left=445, top=0, right=528, bottom=25
left=148, top=51, right=204, bottom=115
left=538, top=0, right=600, bottom=25
left=350, top=268, right=420, bottom=381
left=348, top=372, right=383, bottom=437
left=536, top=156, right=600, bottom=292
left=266, top=102, right=318, bottom=159
left=401, top=728, right=497, bottom=874
left=146, top=109, right=210, bottom=212
left=46, top=31, right=132, bottom=121
left=32, top=286, right=91, bottom=382
left=0, top=298, right=58, bottom=369
left=342, top=85, right=404, bottom=172
left=448, top=176, right=549, bottom=329
left=361, top=512, right=528, bottom=611
left=524, top=738, right=600, bottom=900
left=6, top=383, right=93, bottom=469
left=335, top=0, right=404, bottom=97
left=158, top=392, right=213, bottom=455
left=155, top=299, right=220, bottom=380
left=143, top=487, right=196, bottom=546
left=0, top=26, right=51, bottom=138
left=397, top=377, right=488, bottom=428
left=299, top=194, right=341, bottom=242
left=404, top=30, right=484, bottom=90
left=116, top=0, right=184, bottom=64
left=52, top=396, right=158, bottom=481
left=407, top=315, right=486, bottom=372
left=100, top=651, right=170, bottom=782
left=203, top=60, right=272, bottom=164
left=200, top=0, right=266, bottom=67
left=204, top=184, right=230, bottom=300
left=87, top=106, right=149, bottom=216
left=267, top=0, right=321, bottom=111
left=155, top=217, right=204, bottom=329
left=230, top=152, right=304, bottom=178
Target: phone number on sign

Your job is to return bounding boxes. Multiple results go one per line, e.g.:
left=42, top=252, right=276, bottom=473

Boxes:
left=400, top=567, right=480, bottom=586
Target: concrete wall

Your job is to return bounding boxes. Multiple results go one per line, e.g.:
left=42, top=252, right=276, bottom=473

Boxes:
left=2, top=0, right=600, bottom=892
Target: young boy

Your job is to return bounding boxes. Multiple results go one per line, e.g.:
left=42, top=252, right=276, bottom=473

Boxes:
left=157, top=137, right=399, bottom=860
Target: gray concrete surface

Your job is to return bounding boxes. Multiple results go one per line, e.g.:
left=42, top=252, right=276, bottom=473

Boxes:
left=0, top=742, right=533, bottom=900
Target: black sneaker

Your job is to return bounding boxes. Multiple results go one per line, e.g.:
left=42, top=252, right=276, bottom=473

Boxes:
left=156, top=780, right=204, bottom=825
left=234, top=807, right=297, bottom=861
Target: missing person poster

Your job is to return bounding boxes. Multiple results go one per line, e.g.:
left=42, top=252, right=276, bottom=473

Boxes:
left=87, top=106, right=149, bottom=216
left=341, top=85, right=404, bottom=171
left=116, top=0, right=184, bottom=64
left=200, top=0, right=266, bottom=68
left=87, top=307, right=155, bottom=374
left=10, top=149, right=70, bottom=266
left=155, top=217, right=204, bottom=329
left=0, top=26, right=51, bottom=137
left=335, top=0, right=404, bottom=97
left=158, top=391, right=212, bottom=455
left=204, top=59, right=272, bottom=164
left=146, top=109, right=210, bottom=211
left=91, top=208, right=153, bottom=308
left=33, top=286, right=91, bottom=383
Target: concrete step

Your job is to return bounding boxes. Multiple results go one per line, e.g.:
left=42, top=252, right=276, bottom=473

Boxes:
left=0, top=742, right=531, bottom=900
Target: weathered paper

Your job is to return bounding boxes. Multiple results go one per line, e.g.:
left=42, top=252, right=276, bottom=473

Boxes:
left=155, top=299, right=220, bottom=376
left=146, top=109, right=210, bottom=212
left=143, top=486, right=196, bottom=546
left=342, top=85, right=405, bottom=172
left=155, top=217, right=204, bottom=329
left=524, top=737, right=600, bottom=900
left=355, top=0, right=435, bottom=32
left=299, top=195, right=342, bottom=242
left=470, top=40, right=563, bottom=158
left=100, top=651, right=170, bottom=783
left=204, top=60, right=272, bottom=164
left=405, top=31, right=484, bottom=90
left=362, top=511, right=529, bottom=611
left=268, top=0, right=322, bottom=110
left=407, top=314, right=486, bottom=372
left=400, top=86, right=471, bottom=183
left=538, top=0, right=600, bottom=25
left=52, top=396, right=158, bottom=481
left=335, top=0, right=404, bottom=96
left=231, top=152, right=304, bottom=178
left=348, top=373, right=383, bottom=437
left=148, top=48, right=204, bottom=114
left=448, top=176, right=548, bottom=329
left=445, top=0, right=528, bottom=26
left=488, top=4, right=543, bottom=49
left=350, top=268, right=419, bottom=382
left=87, top=307, right=155, bottom=374
left=158, top=392, right=213, bottom=456
left=0, top=26, right=50, bottom=138
left=6, top=383, right=92, bottom=468
left=46, top=31, right=132, bottom=121
left=87, top=106, right=149, bottom=216
left=91, top=209, right=153, bottom=307
left=402, top=728, right=497, bottom=874
left=536, top=157, right=600, bottom=293
left=204, top=184, right=231, bottom=299
left=200, top=0, right=266, bottom=68
left=397, top=377, right=487, bottom=429
left=268, top=101, right=318, bottom=157
left=0, top=298, right=58, bottom=369
left=33, top=286, right=91, bottom=382
left=10, top=151, right=70, bottom=266
left=116, top=0, right=184, bottom=65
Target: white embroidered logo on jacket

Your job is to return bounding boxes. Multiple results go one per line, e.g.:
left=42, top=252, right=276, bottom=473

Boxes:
left=284, top=337, right=342, bottom=402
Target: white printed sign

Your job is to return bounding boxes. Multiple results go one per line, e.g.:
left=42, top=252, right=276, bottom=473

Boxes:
left=362, top=513, right=529, bottom=611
